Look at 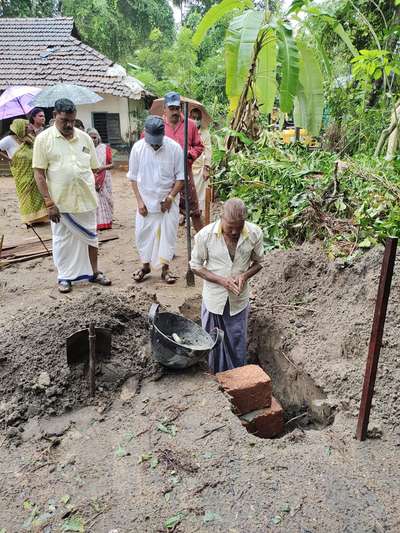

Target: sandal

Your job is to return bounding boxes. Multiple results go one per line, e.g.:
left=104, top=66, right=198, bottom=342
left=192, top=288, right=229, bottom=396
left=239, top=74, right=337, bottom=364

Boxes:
left=133, top=267, right=150, bottom=283
left=161, top=270, right=178, bottom=285
left=58, top=280, right=72, bottom=293
left=90, top=271, right=112, bottom=286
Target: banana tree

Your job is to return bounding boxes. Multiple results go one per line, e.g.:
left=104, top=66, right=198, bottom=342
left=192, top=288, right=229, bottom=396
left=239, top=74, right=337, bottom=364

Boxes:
left=192, top=0, right=356, bottom=149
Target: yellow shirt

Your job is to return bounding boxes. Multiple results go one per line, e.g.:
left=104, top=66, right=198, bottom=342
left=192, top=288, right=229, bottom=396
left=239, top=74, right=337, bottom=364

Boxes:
left=190, top=220, right=264, bottom=316
left=32, top=126, right=99, bottom=213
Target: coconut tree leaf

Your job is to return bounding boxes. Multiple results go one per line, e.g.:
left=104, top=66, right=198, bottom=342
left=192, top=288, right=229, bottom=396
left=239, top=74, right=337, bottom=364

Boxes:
left=255, top=27, right=278, bottom=115
left=293, top=41, right=324, bottom=136
left=192, top=0, right=252, bottom=47
left=225, top=9, right=264, bottom=111
left=276, top=22, right=299, bottom=113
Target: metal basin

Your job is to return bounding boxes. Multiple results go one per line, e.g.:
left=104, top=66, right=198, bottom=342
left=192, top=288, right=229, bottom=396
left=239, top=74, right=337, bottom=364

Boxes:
left=148, top=304, right=223, bottom=369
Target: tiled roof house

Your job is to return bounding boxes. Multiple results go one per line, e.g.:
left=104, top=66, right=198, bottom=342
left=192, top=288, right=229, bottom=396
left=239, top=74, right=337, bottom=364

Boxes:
left=0, top=17, right=149, bottom=145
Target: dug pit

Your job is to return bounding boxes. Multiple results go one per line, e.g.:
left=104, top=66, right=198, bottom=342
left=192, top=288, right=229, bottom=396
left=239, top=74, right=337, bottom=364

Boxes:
left=249, top=320, right=336, bottom=430
left=180, top=294, right=335, bottom=436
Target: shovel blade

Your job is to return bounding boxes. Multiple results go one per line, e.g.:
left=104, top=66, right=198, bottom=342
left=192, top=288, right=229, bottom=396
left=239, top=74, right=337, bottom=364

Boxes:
left=66, top=327, right=111, bottom=366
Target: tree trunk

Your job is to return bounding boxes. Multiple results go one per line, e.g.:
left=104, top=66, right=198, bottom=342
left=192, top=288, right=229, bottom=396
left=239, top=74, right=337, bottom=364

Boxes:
left=374, top=99, right=400, bottom=157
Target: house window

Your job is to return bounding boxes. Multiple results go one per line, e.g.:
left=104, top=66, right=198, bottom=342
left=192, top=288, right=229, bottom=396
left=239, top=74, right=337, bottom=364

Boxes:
left=92, top=112, right=122, bottom=145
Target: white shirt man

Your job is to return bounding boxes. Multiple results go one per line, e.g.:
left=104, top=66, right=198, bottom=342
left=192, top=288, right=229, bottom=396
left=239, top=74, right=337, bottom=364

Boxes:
left=128, top=115, right=184, bottom=284
left=190, top=198, right=264, bottom=373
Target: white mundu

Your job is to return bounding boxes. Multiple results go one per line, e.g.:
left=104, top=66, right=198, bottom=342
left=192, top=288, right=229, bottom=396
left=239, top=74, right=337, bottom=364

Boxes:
left=127, top=136, right=184, bottom=267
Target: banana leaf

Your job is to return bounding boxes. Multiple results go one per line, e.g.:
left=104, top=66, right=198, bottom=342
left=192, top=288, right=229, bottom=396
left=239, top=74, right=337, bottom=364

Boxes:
left=225, top=10, right=263, bottom=111
left=276, top=23, right=299, bottom=113
left=293, top=41, right=324, bottom=136
left=192, top=0, right=253, bottom=48
left=255, top=27, right=278, bottom=115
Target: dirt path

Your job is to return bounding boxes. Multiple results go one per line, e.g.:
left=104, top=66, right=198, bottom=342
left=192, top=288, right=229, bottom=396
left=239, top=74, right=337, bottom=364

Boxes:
left=0, top=169, right=200, bottom=321
left=1, top=173, right=400, bottom=532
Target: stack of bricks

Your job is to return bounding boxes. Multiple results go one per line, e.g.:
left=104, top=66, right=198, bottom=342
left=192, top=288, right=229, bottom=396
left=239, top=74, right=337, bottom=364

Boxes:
left=216, top=364, right=284, bottom=439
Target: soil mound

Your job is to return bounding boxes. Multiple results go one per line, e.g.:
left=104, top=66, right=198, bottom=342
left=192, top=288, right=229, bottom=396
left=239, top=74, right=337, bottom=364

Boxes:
left=249, top=242, right=400, bottom=429
left=0, top=289, right=158, bottom=428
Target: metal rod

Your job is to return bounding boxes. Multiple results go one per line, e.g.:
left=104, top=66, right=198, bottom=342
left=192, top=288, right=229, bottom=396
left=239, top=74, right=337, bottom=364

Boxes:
left=88, top=323, right=96, bottom=397
left=183, top=101, right=195, bottom=287
left=356, top=237, right=397, bottom=441
left=26, top=224, right=51, bottom=254
left=205, top=186, right=211, bottom=225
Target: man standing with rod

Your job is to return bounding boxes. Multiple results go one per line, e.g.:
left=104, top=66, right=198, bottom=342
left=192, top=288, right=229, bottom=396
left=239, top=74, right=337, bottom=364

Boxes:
left=163, top=92, right=204, bottom=233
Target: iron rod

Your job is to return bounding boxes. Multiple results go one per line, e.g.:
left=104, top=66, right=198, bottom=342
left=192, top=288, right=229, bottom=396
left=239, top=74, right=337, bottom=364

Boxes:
left=88, top=323, right=96, bottom=397
left=356, top=237, right=397, bottom=441
left=183, top=101, right=195, bottom=286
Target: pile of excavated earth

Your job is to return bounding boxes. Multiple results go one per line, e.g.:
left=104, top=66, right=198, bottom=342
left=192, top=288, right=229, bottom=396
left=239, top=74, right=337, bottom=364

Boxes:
left=248, top=242, right=400, bottom=431
left=0, top=289, right=158, bottom=435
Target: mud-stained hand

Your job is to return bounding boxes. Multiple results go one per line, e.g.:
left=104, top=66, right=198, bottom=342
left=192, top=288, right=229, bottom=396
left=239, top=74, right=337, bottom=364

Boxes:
left=233, top=274, right=247, bottom=293
left=138, top=203, right=148, bottom=217
left=221, top=277, right=240, bottom=296
left=203, top=167, right=210, bottom=181
left=48, top=204, right=60, bottom=223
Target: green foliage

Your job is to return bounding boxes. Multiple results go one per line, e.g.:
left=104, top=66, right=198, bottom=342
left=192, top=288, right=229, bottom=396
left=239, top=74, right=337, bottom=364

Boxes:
left=215, top=134, right=400, bottom=256
left=134, top=25, right=227, bottom=117
left=294, top=41, right=324, bottom=136
left=276, top=23, right=300, bottom=113
left=255, top=27, right=277, bottom=115
left=0, top=0, right=54, bottom=16
left=225, top=9, right=263, bottom=111
left=62, top=0, right=175, bottom=63
left=192, top=0, right=252, bottom=47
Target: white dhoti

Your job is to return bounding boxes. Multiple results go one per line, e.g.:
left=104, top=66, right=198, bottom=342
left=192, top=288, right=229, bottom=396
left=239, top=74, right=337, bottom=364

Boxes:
left=52, top=210, right=98, bottom=282
left=135, top=201, right=179, bottom=269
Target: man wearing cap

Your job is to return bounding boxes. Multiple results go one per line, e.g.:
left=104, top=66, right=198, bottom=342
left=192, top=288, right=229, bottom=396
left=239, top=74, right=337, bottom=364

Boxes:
left=128, top=116, right=184, bottom=284
left=163, top=91, right=204, bottom=233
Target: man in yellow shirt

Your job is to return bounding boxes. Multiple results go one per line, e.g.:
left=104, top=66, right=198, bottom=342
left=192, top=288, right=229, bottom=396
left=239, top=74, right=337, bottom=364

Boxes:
left=33, top=98, right=111, bottom=293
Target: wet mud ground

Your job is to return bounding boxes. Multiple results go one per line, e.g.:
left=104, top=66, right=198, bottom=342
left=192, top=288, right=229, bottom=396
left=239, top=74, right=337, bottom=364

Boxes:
left=1, top=172, right=400, bottom=532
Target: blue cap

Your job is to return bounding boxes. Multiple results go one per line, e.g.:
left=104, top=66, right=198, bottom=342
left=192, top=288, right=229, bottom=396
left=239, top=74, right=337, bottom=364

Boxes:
left=144, top=115, right=165, bottom=145
left=164, top=91, right=181, bottom=108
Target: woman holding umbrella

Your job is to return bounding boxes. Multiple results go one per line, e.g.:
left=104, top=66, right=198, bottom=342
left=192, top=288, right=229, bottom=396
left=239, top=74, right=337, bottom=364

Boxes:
left=4, top=119, right=47, bottom=224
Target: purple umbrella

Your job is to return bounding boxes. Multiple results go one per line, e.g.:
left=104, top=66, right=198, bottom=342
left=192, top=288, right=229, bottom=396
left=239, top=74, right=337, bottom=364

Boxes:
left=0, top=86, right=41, bottom=120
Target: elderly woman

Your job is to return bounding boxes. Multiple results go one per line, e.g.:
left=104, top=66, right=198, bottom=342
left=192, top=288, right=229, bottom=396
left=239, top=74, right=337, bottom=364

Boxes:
left=28, top=107, right=46, bottom=135
left=87, top=128, right=113, bottom=230
left=4, top=119, right=47, bottom=224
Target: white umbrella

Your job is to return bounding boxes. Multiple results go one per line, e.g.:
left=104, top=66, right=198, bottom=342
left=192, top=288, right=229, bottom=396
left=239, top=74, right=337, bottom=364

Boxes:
left=30, top=84, right=103, bottom=107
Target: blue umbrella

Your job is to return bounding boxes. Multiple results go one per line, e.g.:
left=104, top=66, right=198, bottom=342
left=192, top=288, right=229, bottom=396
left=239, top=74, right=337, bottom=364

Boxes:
left=30, top=84, right=103, bottom=107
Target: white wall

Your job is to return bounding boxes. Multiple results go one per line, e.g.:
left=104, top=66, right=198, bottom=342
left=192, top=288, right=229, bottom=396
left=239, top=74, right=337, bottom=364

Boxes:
left=77, top=93, right=133, bottom=142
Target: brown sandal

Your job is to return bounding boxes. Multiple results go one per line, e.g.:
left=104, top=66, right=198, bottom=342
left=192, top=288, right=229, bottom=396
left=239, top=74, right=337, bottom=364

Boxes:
left=161, top=270, right=178, bottom=285
left=133, top=268, right=150, bottom=282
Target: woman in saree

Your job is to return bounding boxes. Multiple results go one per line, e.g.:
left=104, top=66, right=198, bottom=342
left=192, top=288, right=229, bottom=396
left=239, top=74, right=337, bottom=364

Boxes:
left=87, top=128, right=114, bottom=230
left=8, top=118, right=47, bottom=224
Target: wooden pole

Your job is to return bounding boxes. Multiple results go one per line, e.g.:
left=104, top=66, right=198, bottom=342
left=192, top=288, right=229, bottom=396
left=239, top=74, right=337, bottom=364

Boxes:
left=205, top=187, right=211, bottom=225
left=88, top=323, right=96, bottom=397
left=356, top=237, right=397, bottom=441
